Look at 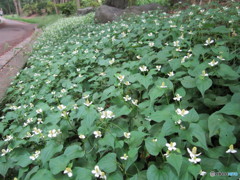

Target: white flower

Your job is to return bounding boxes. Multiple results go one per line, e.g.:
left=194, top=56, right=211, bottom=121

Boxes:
left=97, top=107, right=104, bottom=112
left=136, top=55, right=141, bottom=60
left=72, top=50, right=78, bottom=54
left=73, top=104, right=78, bottom=110
left=120, top=154, right=128, bottom=160
left=123, top=95, right=131, bottom=101
left=61, top=89, right=67, bottom=93
left=124, top=132, right=131, bottom=139
left=176, top=108, right=189, bottom=117
left=200, top=170, right=207, bottom=176
left=173, top=40, right=180, bottom=47
left=189, top=12, right=193, bottom=15
left=117, top=74, right=125, bottom=82
left=145, top=116, right=152, bottom=121
left=148, top=33, right=153, bottom=37
left=149, top=42, right=154, bottom=47
left=173, top=94, right=182, bottom=101
left=29, top=150, right=41, bottom=160
left=36, top=109, right=42, bottom=114
left=84, top=99, right=93, bottom=107
left=152, top=138, right=158, bottom=142
left=187, top=147, right=202, bottom=159
left=167, top=71, right=175, bottom=77
left=163, top=150, right=170, bottom=158
left=160, top=82, right=167, bottom=88
left=204, top=38, right=214, bottom=46
left=109, top=58, right=115, bottom=65
left=1, top=148, right=12, bottom=156
left=48, top=129, right=61, bottom=138
left=156, top=65, right=161, bottom=71
left=217, top=56, right=225, bottom=61
left=79, top=134, right=86, bottom=139
left=32, top=127, right=42, bottom=135
left=100, top=171, right=107, bottom=179
left=124, top=81, right=131, bottom=86
left=92, top=166, right=102, bottom=177
left=4, top=135, right=13, bottom=142
left=139, top=65, right=148, bottom=72
left=131, top=99, right=138, bottom=106
left=100, top=110, right=115, bottom=119
left=201, top=70, right=209, bottom=77
left=61, top=111, right=69, bottom=117
left=176, top=47, right=182, bottom=52
left=189, top=156, right=201, bottom=164
left=99, top=72, right=106, bottom=76
left=208, top=60, right=218, bottom=66
left=166, top=142, right=177, bottom=151
left=93, top=131, right=102, bottom=138
left=175, top=119, right=182, bottom=125
left=57, top=105, right=66, bottom=111
left=64, top=167, right=73, bottom=177
left=82, top=94, right=90, bottom=99
left=226, top=144, right=237, bottom=154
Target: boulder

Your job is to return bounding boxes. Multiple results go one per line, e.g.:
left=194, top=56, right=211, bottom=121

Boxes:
left=95, top=3, right=166, bottom=23
left=105, top=0, right=128, bottom=9
left=95, top=5, right=124, bottom=23
left=77, top=7, right=95, bottom=16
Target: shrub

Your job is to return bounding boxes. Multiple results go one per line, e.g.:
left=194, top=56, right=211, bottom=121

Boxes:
left=0, top=2, right=239, bottom=179
left=57, top=0, right=76, bottom=16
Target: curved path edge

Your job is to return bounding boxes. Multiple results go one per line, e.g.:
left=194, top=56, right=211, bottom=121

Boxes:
left=0, top=29, right=41, bottom=102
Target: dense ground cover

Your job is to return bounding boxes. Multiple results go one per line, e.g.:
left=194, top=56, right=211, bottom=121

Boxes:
left=0, top=2, right=240, bottom=179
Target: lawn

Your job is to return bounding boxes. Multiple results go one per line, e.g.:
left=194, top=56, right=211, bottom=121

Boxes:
left=4, top=14, right=63, bottom=28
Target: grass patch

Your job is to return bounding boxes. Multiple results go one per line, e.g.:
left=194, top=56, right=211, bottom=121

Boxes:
left=4, top=14, right=63, bottom=28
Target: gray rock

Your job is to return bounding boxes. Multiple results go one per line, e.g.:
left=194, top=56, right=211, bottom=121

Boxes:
left=95, top=5, right=124, bottom=23
left=105, top=0, right=128, bottom=9
left=77, top=7, right=95, bottom=16
left=95, top=4, right=166, bottom=23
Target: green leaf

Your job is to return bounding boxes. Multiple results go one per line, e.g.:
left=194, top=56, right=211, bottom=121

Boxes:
left=74, top=167, right=92, bottom=180
left=218, top=102, right=240, bottom=117
left=150, top=104, right=175, bottom=122
left=98, top=133, right=115, bottom=149
left=40, top=141, right=63, bottom=165
left=10, top=148, right=31, bottom=168
left=25, top=166, right=39, bottom=180
left=192, top=44, right=206, bottom=57
left=64, top=144, right=85, bottom=160
left=114, top=105, right=132, bottom=118
left=196, top=78, right=212, bottom=97
left=97, top=153, right=117, bottom=173
left=183, top=108, right=199, bottom=123
left=211, top=26, right=230, bottom=33
left=49, top=155, right=69, bottom=175
left=128, top=131, right=147, bottom=148
left=108, top=171, right=123, bottom=180
left=147, top=165, right=168, bottom=180
left=180, top=124, right=208, bottom=150
left=181, top=76, right=196, bottom=88
left=167, top=154, right=183, bottom=175
left=31, top=169, right=55, bottom=180
left=137, top=74, right=153, bottom=89
left=188, top=164, right=201, bottom=179
left=0, top=161, right=10, bottom=177
left=125, top=147, right=139, bottom=170
left=149, top=86, right=165, bottom=103
left=217, top=64, right=239, bottom=80
left=145, top=137, right=161, bottom=156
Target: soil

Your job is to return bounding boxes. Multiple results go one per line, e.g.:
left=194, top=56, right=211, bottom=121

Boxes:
left=0, top=17, right=36, bottom=56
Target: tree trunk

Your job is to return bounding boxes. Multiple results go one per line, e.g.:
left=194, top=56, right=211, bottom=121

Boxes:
left=18, top=0, right=22, bottom=16
left=76, top=0, right=80, bottom=9
left=53, top=0, right=59, bottom=14
left=13, top=0, right=19, bottom=16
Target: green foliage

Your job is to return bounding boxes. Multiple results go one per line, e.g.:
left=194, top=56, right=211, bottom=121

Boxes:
left=57, top=0, right=76, bottom=16
left=1, top=2, right=240, bottom=180
left=134, top=0, right=169, bottom=5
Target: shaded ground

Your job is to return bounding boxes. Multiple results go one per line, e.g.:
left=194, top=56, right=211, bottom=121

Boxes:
left=0, top=17, right=36, bottom=56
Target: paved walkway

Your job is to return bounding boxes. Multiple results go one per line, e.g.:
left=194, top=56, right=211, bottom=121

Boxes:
left=0, top=17, right=37, bottom=102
